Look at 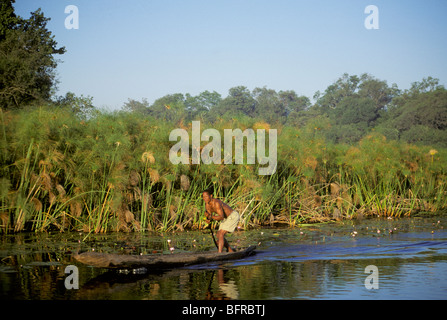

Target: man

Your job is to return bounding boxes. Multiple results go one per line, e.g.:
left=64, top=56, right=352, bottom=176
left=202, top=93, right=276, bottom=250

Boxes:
left=202, top=190, right=240, bottom=253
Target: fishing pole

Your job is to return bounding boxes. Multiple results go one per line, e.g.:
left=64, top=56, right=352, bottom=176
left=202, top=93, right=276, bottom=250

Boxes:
left=204, top=208, right=219, bottom=249
left=208, top=221, right=219, bottom=249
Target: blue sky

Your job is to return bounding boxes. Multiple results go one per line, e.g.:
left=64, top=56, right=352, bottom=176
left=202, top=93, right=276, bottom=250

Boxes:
left=14, top=0, right=447, bottom=110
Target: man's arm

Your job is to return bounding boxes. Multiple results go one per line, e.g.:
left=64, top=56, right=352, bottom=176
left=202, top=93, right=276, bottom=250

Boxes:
left=210, top=200, right=225, bottom=221
left=204, top=209, right=211, bottom=223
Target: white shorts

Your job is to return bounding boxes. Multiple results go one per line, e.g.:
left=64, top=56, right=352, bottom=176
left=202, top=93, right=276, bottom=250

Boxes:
left=218, top=211, right=239, bottom=232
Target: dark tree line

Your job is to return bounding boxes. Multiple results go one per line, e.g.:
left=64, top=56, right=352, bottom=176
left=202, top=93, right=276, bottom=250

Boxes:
left=123, top=74, right=447, bottom=147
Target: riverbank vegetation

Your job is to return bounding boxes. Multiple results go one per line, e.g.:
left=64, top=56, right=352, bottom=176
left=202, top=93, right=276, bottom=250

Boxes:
left=1, top=1, right=446, bottom=233
left=1, top=84, right=446, bottom=233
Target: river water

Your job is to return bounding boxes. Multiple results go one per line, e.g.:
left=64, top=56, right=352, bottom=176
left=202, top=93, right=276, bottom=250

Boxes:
left=1, top=216, right=446, bottom=300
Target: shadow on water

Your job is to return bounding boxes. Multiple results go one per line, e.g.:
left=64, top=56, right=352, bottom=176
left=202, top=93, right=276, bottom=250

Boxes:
left=1, top=216, right=447, bottom=299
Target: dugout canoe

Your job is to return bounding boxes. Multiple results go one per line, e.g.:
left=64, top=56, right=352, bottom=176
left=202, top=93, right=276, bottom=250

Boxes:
left=73, top=245, right=256, bottom=269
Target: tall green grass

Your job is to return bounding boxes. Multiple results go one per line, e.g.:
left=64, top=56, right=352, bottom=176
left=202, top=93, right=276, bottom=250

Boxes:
left=0, top=106, right=446, bottom=233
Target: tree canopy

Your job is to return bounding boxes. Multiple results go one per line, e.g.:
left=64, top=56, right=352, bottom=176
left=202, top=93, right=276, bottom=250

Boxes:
left=0, top=0, right=65, bottom=109
left=120, top=73, right=446, bottom=147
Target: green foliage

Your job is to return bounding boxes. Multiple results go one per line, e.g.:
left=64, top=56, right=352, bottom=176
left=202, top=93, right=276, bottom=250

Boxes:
left=1, top=103, right=446, bottom=233
left=386, top=89, right=447, bottom=146
left=216, top=86, right=256, bottom=119
left=2, top=1, right=447, bottom=235
left=2, top=0, right=445, bottom=235
left=185, top=90, right=222, bottom=120
left=0, top=0, right=18, bottom=41
left=0, top=1, right=65, bottom=108
left=251, top=87, right=287, bottom=123
left=55, top=92, right=95, bottom=120
left=127, top=73, right=446, bottom=149
left=374, top=81, right=446, bottom=147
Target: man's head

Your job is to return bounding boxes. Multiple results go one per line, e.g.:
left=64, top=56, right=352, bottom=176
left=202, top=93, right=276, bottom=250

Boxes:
left=202, top=189, right=213, bottom=203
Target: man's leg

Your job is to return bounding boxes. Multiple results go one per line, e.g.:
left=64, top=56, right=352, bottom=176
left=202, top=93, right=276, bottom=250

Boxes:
left=217, top=229, right=234, bottom=253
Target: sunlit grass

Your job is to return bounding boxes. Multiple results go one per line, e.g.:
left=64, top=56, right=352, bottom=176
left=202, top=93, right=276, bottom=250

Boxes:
left=0, top=106, right=446, bottom=233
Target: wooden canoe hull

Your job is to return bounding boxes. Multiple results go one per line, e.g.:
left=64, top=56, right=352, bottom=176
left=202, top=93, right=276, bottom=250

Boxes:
left=73, top=246, right=256, bottom=269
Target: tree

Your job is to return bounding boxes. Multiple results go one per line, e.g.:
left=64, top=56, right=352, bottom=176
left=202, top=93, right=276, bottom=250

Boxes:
left=0, top=0, right=18, bottom=41
left=315, top=73, right=361, bottom=112
left=279, top=90, right=310, bottom=114
left=312, top=73, right=398, bottom=143
left=0, top=1, right=65, bottom=108
left=334, top=96, right=377, bottom=126
left=358, top=74, right=398, bottom=111
left=149, top=93, right=187, bottom=123
left=391, top=88, right=447, bottom=132
left=56, top=92, right=95, bottom=119
left=185, top=90, right=221, bottom=120
left=280, top=90, right=312, bottom=127
left=252, top=87, right=286, bottom=123
left=217, top=86, right=256, bottom=118
left=408, top=76, right=444, bottom=95
left=316, top=73, right=396, bottom=113
left=122, top=98, right=150, bottom=114
left=400, top=125, right=447, bottom=147
left=376, top=77, right=447, bottom=146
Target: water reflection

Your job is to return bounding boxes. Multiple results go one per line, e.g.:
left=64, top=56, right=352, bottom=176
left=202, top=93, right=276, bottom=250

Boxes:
left=207, top=269, right=238, bottom=300
left=1, top=216, right=447, bottom=299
